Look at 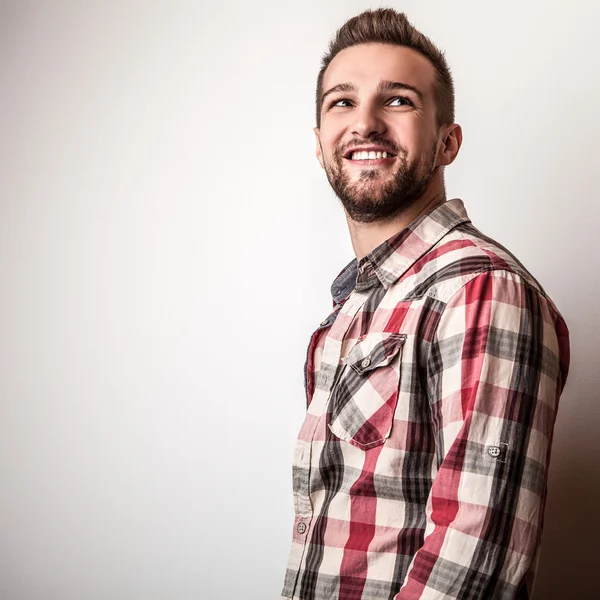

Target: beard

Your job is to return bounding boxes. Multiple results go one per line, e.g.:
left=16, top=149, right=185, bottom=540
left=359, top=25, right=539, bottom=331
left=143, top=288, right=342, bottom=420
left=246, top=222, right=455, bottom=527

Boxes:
left=322, top=137, right=439, bottom=223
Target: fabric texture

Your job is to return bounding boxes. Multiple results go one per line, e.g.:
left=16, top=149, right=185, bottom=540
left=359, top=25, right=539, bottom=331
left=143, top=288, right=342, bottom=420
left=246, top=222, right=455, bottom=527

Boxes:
left=281, top=199, right=570, bottom=600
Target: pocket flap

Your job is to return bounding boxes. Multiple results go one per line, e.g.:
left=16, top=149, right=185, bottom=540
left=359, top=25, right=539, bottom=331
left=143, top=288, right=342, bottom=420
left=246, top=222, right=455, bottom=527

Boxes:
left=344, top=333, right=406, bottom=375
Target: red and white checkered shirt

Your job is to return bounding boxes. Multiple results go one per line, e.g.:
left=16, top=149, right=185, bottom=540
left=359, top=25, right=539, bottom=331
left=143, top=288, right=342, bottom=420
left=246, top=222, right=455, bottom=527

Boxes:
left=281, top=199, right=570, bottom=600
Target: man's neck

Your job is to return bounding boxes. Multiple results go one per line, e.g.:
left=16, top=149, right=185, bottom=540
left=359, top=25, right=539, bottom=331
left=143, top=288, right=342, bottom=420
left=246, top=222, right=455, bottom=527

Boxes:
left=346, top=184, right=447, bottom=261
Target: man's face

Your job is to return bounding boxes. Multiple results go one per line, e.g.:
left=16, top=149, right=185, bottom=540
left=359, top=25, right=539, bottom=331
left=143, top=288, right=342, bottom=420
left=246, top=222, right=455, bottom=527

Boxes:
left=315, top=44, right=444, bottom=223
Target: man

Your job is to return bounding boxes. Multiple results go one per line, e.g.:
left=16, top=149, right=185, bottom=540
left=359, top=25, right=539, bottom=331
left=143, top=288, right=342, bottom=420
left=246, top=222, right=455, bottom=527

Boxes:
left=281, top=8, right=570, bottom=600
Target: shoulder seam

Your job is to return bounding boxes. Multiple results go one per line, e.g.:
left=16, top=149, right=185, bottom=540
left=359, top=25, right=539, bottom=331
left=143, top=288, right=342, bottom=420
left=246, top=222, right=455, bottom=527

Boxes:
left=435, top=266, right=546, bottom=307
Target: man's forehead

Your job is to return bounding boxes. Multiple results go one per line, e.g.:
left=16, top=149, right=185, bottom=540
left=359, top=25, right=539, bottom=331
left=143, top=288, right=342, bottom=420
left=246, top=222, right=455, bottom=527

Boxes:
left=322, top=43, right=436, bottom=95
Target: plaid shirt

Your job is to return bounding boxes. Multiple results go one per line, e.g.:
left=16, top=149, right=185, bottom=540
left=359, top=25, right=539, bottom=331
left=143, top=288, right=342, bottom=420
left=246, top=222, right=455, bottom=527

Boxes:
left=281, top=199, right=570, bottom=600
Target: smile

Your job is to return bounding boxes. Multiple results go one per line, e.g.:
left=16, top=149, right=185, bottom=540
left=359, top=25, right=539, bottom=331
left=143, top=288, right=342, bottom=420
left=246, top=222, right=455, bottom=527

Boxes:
left=342, top=146, right=397, bottom=166
left=351, top=150, right=391, bottom=161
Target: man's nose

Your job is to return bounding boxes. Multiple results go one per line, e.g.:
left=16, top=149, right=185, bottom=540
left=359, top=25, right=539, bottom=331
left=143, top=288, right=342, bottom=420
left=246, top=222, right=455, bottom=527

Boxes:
left=351, top=104, right=386, bottom=138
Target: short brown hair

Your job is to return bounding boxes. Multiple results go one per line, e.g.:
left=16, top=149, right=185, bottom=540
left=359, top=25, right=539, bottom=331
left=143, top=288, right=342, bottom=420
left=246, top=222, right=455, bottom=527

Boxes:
left=316, top=9, right=454, bottom=128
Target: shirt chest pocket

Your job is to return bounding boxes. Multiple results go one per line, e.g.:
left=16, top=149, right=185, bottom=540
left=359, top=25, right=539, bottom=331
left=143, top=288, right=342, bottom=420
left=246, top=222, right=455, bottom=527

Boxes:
left=328, top=332, right=406, bottom=450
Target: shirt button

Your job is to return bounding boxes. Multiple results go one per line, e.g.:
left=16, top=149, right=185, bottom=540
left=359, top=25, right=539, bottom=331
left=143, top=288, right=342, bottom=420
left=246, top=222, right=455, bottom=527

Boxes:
left=320, top=319, right=329, bottom=327
left=297, top=522, right=307, bottom=534
left=361, top=357, right=371, bottom=368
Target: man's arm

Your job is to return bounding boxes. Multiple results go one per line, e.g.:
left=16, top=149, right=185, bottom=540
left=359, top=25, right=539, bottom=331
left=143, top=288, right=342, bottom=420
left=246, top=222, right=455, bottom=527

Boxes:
left=396, top=269, right=570, bottom=599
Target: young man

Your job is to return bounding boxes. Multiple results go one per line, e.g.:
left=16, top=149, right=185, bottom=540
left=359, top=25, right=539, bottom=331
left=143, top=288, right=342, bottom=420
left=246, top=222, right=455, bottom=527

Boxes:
left=282, top=9, right=570, bottom=600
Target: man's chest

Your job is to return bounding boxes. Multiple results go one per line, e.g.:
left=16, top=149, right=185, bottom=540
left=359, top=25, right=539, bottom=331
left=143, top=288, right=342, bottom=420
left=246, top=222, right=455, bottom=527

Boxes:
left=302, top=285, right=442, bottom=453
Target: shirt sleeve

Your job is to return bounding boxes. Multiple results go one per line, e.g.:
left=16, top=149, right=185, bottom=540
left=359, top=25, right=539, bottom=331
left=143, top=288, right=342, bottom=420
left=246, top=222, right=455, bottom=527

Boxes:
left=395, top=269, right=570, bottom=599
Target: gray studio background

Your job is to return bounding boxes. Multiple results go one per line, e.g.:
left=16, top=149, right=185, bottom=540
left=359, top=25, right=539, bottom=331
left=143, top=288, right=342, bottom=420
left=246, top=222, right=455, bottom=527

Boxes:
left=0, top=1, right=598, bottom=599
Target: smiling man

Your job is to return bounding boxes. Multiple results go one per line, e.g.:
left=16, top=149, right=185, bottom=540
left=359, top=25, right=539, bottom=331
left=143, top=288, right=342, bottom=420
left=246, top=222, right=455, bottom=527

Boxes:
left=281, top=9, right=570, bottom=600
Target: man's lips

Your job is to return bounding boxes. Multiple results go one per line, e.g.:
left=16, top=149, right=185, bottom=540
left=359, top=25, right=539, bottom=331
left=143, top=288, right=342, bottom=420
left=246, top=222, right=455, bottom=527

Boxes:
left=342, top=146, right=398, bottom=168
left=342, top=145, right=397, bottom=160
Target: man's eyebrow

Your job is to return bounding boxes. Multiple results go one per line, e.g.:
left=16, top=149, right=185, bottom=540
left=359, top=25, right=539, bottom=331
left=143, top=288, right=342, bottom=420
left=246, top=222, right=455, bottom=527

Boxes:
left=320, top=79, right=424, bottom=107
left=321, top=82, right=357, bottom=106
left=377, top=79, right=424, bottom=102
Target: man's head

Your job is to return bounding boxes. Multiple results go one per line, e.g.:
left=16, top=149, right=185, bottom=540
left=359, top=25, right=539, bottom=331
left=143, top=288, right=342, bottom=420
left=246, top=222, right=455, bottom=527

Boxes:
left=314, top=9, right=462, bottom=223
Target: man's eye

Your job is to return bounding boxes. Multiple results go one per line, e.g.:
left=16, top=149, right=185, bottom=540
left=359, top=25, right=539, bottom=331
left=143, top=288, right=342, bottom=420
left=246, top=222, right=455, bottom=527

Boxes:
left=389, top=96, right=413, bottom=107
left=331, top=99, right=352, bottom=108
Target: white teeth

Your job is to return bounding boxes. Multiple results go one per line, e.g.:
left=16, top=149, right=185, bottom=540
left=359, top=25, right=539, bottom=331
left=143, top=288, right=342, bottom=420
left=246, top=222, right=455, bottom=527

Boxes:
left=351, top=150, right=391, bottom=161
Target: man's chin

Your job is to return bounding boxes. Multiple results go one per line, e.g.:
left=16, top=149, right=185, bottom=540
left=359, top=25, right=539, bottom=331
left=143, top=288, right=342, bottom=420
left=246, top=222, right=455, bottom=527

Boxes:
left=342, top=181, right=394, bottom=203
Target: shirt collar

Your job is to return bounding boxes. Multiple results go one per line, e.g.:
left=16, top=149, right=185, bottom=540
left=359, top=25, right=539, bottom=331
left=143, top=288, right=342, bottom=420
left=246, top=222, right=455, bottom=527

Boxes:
left=331, top=198, right=471, bottom=304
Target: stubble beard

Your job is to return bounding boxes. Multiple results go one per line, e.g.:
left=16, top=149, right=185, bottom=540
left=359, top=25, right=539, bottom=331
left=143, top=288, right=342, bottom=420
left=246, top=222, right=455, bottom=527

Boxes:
left=323, top=139, right=439, bottom=224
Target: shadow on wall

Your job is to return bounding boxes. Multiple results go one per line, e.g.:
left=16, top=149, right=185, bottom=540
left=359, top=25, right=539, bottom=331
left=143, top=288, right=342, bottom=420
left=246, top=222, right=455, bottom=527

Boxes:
left=533, top=395, right=600, bottom=600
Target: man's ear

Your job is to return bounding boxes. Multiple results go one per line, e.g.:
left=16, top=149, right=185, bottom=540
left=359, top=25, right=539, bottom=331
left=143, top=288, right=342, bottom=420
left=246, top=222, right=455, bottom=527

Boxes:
left=314, top=127, right=325, bottom=169
left=437, top=124, right=463, bottom=167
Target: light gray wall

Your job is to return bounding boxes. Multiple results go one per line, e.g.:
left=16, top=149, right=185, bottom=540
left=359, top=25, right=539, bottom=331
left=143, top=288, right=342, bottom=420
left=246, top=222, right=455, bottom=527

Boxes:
left=0, top=1, right=597, bottom=599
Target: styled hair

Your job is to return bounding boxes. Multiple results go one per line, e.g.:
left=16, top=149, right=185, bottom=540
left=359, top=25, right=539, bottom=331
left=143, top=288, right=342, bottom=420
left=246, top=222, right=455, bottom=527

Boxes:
left=316, top=9, right=454, bottom=128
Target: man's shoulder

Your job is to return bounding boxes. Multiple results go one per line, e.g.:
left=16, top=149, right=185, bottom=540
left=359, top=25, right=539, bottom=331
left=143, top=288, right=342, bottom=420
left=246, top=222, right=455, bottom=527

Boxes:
left=402, top=221, right=546, bottom=305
